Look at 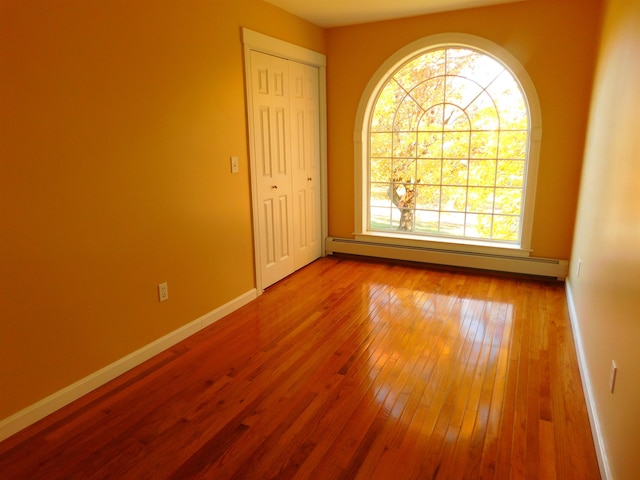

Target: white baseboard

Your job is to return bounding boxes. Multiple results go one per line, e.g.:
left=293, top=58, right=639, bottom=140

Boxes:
left=0, top=288, right=257, bottom=442
left=565, top=280, right=611, bottom=480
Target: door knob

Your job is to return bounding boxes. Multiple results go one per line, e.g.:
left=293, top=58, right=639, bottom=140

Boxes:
left=271, top=185, right=278, bottom=189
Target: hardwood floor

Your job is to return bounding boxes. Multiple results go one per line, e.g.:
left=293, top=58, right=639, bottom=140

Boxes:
left=0, top=256, right=600, bottom=479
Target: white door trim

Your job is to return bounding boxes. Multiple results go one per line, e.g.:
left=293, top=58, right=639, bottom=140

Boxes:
left=242, top=28, right=327, bottom=294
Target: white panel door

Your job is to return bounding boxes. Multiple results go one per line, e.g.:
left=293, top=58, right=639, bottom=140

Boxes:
left=290, top=61, right=322, bottom=270
left=250, top=51, right=294, bottom=288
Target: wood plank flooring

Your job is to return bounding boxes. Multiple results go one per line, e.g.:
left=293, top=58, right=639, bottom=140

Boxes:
left=0, top=256, right=601, bottom=479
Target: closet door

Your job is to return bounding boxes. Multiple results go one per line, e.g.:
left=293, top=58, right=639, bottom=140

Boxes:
left=290, top=62, right=322, bottom=270
left=250, top=51, right=294, bottom=288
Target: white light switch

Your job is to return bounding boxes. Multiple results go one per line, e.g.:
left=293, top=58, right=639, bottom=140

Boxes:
left=230, top=156, right=239, bottom=174
left=610, top=360, right=617, bottom=393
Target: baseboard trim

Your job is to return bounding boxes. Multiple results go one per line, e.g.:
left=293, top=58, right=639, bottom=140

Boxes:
left=565, top=280, right=611, bottom=480
left=0, top=288, right=257, bottom=442
left=326, top=236, right=569, bottom=279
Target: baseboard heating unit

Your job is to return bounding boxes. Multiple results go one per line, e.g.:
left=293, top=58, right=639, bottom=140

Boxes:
left=325, top=237, right=569, bottom=280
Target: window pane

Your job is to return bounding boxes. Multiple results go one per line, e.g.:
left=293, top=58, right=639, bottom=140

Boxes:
left=465, top=213, right=493, bottom=239
left=390, top=182, right=417, bottom=206
left=468, top=160, right=496, bottom=186
left=415, top=210, right=439, bottom=233
left=417, top=132, right=442, bottom=158
left=370, top=158, right=392, bottom=183
left=492, top=215, right=519, bottom=241
left=443, top=104, right=469, bottom=131
left=446, top=76, right=482, bottom=110
left=417, top=159, right=442, bottom=184
left=393, top=132, right=417, bottom=157
left=370, top=182, right=392, bottom=207
left=371, top=80, right=404, bottom=132
left=411, top=77, right=445, bottom=110
left=446, top=49, right=476, bottom=76
left=418, top=104, right=444, bottom=131
left=394, top=50, right=446, bottom=89
left=487, top=71, right=528, bottom=130
left=476, top=214, right=494, bottom=239
left=467, top=187, right=494, bottom=214
left=466, top=92, right=500, bottom=130
left=394, top=96, right=422, bottom=131
left=390, top=207, right=408, bottom=230
left=416, top=185, right=440, bottom=210
left=499, top=131, right=527, bottom=159
left=465, top=54, right=504, bottom=88
left=371, top=132, right=392, bottom=157
left=467, top=92, right=500, bottom=130
left=442, top=159, right=468, bottom=186
left=494, top=188, right=522, bottom=215
left=441, top=186, right=467, bottom=211
left=440, top=212, right=465, bottom=235
left=370, top=206, right=393, bottom=230
left=443, top=131, right=470, bottom=158
left=496, top=160, right=525, bottom=187
left=392, top=158, right=416, bottom=182
left=470, top=131, right=498, bottom=159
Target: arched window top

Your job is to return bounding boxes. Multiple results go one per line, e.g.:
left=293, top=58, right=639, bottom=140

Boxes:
left=359, top=33, right=541, bottom=132
left=355, top=33, right=541, bottom=253
left=371, top=47, right=528, bottom=133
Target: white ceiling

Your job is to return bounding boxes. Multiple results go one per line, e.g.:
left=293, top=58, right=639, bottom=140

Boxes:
left=263, top=0, right=525, bottom=28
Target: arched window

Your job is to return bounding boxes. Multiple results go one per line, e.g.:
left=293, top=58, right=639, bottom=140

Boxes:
left=355, top=34, right=541, bottom=253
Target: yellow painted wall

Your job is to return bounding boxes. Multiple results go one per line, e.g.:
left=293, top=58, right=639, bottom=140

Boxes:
left=325, top=0, right=602, bottom=259
left=569, top=0, right=640, bottom=477
left=0, top=0, right=324, bottom=420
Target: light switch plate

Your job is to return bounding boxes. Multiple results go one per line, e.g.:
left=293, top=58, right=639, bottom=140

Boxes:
left=609, top=360, right=617, bottom=393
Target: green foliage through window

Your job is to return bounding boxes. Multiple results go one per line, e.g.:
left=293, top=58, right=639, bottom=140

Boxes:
left=368, top=47, right=529, bottom=243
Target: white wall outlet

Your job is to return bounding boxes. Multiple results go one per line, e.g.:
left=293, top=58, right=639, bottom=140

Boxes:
left=158, top=282, right=169, bottom=302
left=230, top=156, right=239, bottom=174
left=609, top=360, right=617, bottom=393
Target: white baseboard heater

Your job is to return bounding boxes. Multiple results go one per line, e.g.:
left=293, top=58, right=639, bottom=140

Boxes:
left=325, top=237, right=569, bottom=280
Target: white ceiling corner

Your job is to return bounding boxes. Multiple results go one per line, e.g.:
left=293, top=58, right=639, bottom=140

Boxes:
left=263, top=0, right=525, bottom=28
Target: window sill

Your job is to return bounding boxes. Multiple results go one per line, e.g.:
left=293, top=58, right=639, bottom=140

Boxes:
left=354, top=232, right=532, bottom=258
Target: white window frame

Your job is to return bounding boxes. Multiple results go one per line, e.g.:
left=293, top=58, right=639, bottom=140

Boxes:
left=354, top=33, right=542, bottom=258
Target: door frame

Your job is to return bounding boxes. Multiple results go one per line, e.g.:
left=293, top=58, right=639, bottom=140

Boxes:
left=242, top=28, right=328, bottom=295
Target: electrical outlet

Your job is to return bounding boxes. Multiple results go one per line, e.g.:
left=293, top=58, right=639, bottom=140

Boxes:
left=158, top=282, right=169, bottom=302
left=609, top=360, right=617, bottom=393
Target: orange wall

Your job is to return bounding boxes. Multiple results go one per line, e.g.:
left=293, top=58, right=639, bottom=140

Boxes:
left=325, top=0, right=602, bottom=259
left=569, top=0, right=640, bottom=477
left=0, top=0, right=324, bottom=420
